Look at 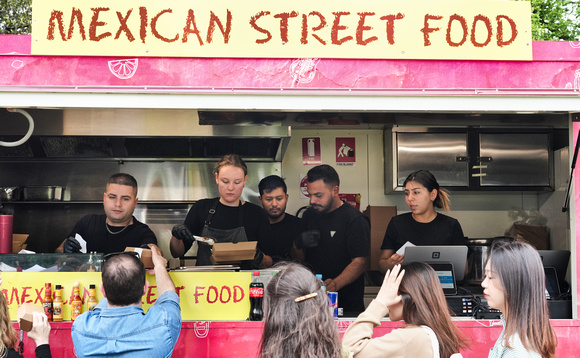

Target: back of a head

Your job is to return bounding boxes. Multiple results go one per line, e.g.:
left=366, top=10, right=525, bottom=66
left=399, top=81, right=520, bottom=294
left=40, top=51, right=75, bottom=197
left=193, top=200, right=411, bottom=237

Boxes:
left=488, top=239, right=556, bottom=357
left=108, top=173, right=138, bottom=194
left=0, top=293, right=18, bottom=353
left=259, top=262, right=342, bottom=358
left=259, top=175, right=287, bottom=196
left=306, top=164, right=340, bottom=187
left=102, top=254, right=146, bottom=306
left=400, top=262, right=467, bottom=357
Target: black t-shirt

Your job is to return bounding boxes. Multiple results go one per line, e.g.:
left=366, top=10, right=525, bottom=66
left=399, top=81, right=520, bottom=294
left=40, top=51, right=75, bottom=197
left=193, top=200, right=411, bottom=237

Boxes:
left=260, top=213, right=302, bottom=264
left=380, top=212, right=466, bottom=252
left=68, top=214, right=157, bottom=254
left=302, top=202, right=370, bottom=314
left=182, top=198, right=271, bottom=253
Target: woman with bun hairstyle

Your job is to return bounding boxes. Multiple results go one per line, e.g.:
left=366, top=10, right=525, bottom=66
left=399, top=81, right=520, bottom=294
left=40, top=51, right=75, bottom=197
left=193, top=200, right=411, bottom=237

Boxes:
left=379, top=169, right=466, bottom=272
left=482, top=240, right=557, bottom=357
left=342, top=262, right=467, bottom=358
left=259, top=262, right=347, bottom=358
left=343, top=262, right=467, bottom=358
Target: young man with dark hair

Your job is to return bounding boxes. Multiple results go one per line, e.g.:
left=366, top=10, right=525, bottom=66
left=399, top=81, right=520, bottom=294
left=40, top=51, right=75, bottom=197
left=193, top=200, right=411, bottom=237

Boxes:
left=58, top=173, right=157, bottom=254
left=72, top=245, right=181, bottom=357
left=258, top=175, right=302, bottom=264
left=294, top=164, right=370, bottom=314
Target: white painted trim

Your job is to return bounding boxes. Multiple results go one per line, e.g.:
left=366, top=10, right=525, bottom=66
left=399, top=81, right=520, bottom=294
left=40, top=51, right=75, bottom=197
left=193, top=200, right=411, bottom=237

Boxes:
left=1, top=90, right=580, bottom=112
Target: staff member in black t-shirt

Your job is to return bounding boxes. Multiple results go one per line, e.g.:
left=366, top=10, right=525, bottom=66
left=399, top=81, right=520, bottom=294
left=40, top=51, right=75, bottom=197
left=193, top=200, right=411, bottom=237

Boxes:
left=378, top=169, right=466, bottom=273
left=58, top=173, right=157, bottom=255
left=170, top=154, right=272, bottom=269
left=293, top=165, right=370, bottom=314
left=258, top=175, right=302, bottom=264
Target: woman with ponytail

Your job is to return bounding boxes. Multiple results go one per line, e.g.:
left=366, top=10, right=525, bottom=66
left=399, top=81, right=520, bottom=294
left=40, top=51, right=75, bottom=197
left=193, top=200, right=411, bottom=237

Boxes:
left=379, top=170, right=466, bottom=272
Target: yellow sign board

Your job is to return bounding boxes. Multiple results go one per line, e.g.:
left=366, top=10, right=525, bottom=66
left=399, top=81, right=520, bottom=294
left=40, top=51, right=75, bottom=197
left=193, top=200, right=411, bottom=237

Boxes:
left=2, top=272, right=251, bottom=321
left=31, top=0, right=532, bottom=60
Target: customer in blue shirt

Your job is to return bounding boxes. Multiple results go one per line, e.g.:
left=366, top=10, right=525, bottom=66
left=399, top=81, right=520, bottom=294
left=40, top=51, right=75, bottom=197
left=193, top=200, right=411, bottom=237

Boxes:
left=72, top=245, right=181, bottom=358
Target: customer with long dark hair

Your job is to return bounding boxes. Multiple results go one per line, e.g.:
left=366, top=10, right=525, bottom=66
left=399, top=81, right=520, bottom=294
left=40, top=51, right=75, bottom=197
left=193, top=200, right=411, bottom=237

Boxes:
left=342, top=263, right=467, bottom=358
left=482, top=240, right=557, bottom=357
left=379, top=169, right=465, bottom=272
left=259, top=262, right=345, bottom=358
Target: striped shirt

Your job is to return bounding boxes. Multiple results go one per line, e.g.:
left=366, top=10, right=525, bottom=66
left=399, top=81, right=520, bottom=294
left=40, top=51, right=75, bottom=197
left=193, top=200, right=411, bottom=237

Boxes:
left=488, top=316, right=541, bottom=358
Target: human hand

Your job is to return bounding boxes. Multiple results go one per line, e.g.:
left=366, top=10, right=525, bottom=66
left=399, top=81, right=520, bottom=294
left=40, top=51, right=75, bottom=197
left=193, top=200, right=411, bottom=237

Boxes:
left=63, top=236, right=81, bottom=253
left=27, top=311, right=51, bottom=347
left=376, top=264, right=405, bottom=308
left=171, top=225, right=194, bottom=246
left=250, top=247, right=265, bottom=269
left=325, top=278, right=338, bottom=292
left=387, top=253, right=404, bottom=268
left=149, top=244, right=167, bottom=272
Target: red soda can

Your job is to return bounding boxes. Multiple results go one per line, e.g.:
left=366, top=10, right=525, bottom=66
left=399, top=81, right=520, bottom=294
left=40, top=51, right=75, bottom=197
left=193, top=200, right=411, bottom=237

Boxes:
left=327, top=291, right=338, bottom=319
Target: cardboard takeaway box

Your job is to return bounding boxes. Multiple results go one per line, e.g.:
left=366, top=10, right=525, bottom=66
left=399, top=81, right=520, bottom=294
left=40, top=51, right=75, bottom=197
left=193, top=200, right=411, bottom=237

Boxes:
left=16, top=303, right=44, bottom=332
left=124, top=247, right=154, bottom=269
left=211, top=241, right=257, bottom=264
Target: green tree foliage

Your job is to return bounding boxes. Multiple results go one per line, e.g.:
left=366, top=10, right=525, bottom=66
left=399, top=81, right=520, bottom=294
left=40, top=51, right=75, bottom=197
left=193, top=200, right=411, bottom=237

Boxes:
left=0, top=0, right=32, bottom=34
left=530, top=0, right=580, bottom=40
left=0, top=0, right=579, bottom=40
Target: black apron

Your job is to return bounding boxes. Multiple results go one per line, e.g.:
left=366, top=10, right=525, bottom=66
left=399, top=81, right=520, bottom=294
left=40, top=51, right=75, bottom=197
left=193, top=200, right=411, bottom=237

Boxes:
left=196, top=198, right=248, bottom=266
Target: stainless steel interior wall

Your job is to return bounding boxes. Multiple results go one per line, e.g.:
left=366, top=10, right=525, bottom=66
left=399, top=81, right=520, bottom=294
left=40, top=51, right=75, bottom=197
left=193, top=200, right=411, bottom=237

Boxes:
left=0, top=161, right=281, bottom=252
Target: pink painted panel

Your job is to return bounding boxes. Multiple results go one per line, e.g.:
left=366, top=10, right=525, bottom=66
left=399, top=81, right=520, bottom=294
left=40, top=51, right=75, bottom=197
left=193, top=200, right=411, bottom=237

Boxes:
left=574, top=121, right=580, bottom=320
left=13, top=320, right=580, bottom=357
left=2, top=36, right=580, bottom=90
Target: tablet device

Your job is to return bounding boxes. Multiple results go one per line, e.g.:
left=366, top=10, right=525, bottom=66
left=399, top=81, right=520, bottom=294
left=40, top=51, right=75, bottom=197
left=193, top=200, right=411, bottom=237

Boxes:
left=428, top=262, right=458, bottom=296
left=544, top=267, right=561, bottom=300
left=404, top=245, right=468, bottom=281
left=537, top=250, right=570, bottom=289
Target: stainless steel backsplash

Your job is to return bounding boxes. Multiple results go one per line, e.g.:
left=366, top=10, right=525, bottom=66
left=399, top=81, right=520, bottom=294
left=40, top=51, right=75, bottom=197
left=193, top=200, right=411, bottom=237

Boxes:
left=1, top=161, right=281, bottom=253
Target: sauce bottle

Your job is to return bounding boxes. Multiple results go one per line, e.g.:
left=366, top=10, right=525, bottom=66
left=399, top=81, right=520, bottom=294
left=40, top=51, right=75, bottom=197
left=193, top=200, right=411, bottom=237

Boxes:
left=42, top=283, right=53, bottom=321
left=71, top=282, right=82, bottom=321
left=87, top=284, right=98, bottom=311
left=53, top=285, right=63, bottom=322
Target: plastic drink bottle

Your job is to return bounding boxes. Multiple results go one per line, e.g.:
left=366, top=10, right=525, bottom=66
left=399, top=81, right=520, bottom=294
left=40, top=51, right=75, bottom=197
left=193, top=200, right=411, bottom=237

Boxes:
left=249, top=271, right=264, bottom=321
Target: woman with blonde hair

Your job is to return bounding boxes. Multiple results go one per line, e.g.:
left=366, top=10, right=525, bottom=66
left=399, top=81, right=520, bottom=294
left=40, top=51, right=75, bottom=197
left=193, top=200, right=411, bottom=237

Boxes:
left=342, top=263, right=468, bottom=358
left=0, top=278, right=52, bottom=358
left=379, top=169, right=466, bottom=272
left=482, top=240, right=557, bottom=357
left=259, top=262, right=346, bottom=358
left=169, top=153, right=272, bottom=269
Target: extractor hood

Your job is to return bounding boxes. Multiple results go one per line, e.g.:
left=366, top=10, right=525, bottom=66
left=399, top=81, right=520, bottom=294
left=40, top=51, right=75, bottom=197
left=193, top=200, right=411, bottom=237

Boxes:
left=0, top=108, right=291, bottom=161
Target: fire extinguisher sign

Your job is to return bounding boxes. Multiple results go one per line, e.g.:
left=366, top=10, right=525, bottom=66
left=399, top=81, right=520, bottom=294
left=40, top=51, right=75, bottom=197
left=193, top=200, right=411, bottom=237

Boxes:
left=302, top=137, right=321, bottom=165
left=336, top=137, right=355, bottom=166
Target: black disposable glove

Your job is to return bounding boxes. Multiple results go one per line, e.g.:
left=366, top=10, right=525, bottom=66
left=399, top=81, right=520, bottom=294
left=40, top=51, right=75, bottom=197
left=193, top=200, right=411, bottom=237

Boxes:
left=251, top=247, right=265, bottom=269
left=63, top=236, right=81, bottom=253
left=295, top=230, right=321, bottom=249
left=171, top=224, right=194, bottom=247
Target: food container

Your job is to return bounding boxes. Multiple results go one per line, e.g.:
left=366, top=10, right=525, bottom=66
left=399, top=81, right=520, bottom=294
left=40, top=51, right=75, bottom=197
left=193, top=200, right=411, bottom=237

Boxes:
left=23, top=186, right=64, bottom=201
left=0, top=187, right=21, bottom=201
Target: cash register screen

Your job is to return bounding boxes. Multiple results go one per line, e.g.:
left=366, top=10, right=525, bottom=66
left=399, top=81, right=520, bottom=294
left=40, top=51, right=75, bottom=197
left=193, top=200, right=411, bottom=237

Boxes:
left=428, top=262, right=457, bottom=296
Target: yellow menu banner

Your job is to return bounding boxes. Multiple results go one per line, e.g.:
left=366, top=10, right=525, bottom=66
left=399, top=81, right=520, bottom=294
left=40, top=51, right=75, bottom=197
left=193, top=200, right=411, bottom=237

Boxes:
left=2, top=272, right=251, bottom=321
left=31, top=0, right=532, bottom=60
